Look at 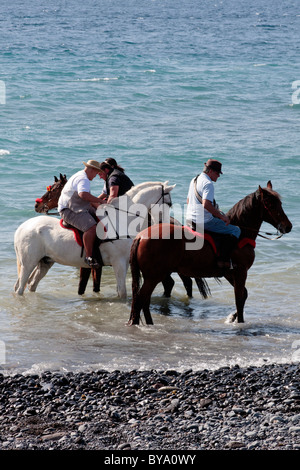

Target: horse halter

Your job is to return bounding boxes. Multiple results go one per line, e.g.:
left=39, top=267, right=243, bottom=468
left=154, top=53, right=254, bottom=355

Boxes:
left=154, top=184, right=172, bottom=207
left=260, top=192, right=285, bottom=238
left=35, top=184, right=60, bottom=215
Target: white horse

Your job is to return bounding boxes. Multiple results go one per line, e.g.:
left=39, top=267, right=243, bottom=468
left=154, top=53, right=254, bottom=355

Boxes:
left=14, top=181, right=175, bottom=298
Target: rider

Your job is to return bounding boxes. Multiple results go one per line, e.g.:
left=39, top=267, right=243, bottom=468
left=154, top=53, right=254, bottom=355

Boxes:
left=98, top=161, right=134, bottom=202
left=186, top=159, right=241, bottom=268
left=58, top=160, right=104, bottom=268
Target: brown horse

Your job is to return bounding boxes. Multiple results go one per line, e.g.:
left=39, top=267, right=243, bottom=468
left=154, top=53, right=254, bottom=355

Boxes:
left=35, top=174, right=67, bottom=214
left=34, top=175, right=196, bottom=298
left=129, top=181, right=292, bottom=325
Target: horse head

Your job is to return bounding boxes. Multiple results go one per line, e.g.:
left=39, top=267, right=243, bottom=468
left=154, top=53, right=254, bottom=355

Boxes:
left=35, top=173, right=67, bottom=213
left=258, top=181, right=292, bottom=234
left=162, top=181, right=176, bottom=206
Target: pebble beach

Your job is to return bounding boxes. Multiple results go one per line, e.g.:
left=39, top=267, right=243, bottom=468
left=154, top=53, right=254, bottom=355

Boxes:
left=0, top=363, right=299, bottom=452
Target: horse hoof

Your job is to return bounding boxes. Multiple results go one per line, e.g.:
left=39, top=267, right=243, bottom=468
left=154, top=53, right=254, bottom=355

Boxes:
left=225, top=313, right=237, bottom=323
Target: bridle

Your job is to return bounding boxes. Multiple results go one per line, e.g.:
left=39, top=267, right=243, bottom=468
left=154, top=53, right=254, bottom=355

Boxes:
left=35, top=184, right=61, bottom=216
left=238, top=194, right=284, bottom=240
left=101, top=184, right=171, bottom=239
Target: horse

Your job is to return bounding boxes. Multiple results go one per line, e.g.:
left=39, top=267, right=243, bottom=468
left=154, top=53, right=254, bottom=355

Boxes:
left=33, top=174, right=195, bottom=298
left=128, top=181, right=292, bottom=325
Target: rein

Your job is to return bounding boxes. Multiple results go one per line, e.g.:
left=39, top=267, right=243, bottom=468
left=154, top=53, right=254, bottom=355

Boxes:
left=257, top=231, right=283, bottom=240
left=237, top=225, right=283, bottom=240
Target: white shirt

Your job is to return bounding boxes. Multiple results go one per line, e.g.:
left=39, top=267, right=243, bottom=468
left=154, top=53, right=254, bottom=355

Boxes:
left=186, top=172, right=214, bottom=224
left=58, top=169, right=91, bottom=212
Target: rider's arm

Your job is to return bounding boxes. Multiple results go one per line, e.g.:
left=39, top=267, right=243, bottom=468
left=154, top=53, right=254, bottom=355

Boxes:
left=203, top=199, right=230, bottom=225
left=107, top=185, right=119, bottom=203
left=78, top=191, right=102, bottom=206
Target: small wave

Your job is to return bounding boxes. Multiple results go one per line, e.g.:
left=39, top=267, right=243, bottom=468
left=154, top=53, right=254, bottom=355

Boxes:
left=78, top=77, right=118, bottom=82
left=0, top=149, right=10, bottom=156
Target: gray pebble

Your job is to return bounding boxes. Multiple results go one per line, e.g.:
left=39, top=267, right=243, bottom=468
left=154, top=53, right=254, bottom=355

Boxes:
left=0, top=363, right=299, bottom=450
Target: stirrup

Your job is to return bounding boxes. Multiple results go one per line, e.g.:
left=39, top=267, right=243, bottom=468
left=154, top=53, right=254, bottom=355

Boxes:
left=217, top=259, right=234, bottom=270
left=85, top=257, right=101, bottom=268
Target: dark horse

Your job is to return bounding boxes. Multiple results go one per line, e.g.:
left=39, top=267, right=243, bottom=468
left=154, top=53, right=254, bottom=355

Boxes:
left=129, top=181, right=292, bottom=325
left=34, top=174, right=196, bottom=298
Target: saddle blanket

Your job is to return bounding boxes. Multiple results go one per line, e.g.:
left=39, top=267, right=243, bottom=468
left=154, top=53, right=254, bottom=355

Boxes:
left=183, top=225, right=256, bottom=253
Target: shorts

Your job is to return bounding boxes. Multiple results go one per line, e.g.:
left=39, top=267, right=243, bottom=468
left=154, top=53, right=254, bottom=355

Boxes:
left=60, top=208, right=97, bottom=232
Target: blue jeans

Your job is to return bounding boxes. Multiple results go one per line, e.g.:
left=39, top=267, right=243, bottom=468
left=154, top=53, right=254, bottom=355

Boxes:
left=205, top=217, right=241, bottom=239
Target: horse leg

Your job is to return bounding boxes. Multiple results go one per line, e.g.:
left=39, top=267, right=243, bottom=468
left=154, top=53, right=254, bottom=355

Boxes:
left=162, top=274, right=193, bottom=298
left=162, top=274, right=174, bottom=297
left=27, top=258, right=54, bottom=292
left=92, top=267, right=102, bottom=293
left=225, top=271, right=248, bottom=323
left=78, top=268, right=91, bottom=295
left=112, top=260, right=128, bottom=299
left=129, top=290, right=143, bottom=325
left=179, top=274, right=193, bottom=298
left=139, top=279, right=159, bottom=324
left=129, top=278, right=157, bottom=325
left=15, top=263, right=38, bottom=295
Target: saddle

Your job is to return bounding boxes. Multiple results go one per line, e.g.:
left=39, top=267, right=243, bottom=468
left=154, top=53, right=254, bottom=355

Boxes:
left=185, top=222, right=256, bottom=269
left=59, top=219, right=103, bottom=266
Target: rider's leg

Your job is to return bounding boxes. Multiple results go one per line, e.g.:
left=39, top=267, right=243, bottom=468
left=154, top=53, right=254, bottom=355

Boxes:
left=83, top=224, right=97, bottom=258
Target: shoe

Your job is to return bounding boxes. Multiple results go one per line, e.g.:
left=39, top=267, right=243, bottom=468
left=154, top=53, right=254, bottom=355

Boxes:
left=85, top=257, right=100, bottom=268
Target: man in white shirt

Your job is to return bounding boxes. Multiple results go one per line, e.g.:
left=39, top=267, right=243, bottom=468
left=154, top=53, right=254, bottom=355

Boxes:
left=186, top=159, right=241, bottom=267
left=58, top=160, right=104, bottom=268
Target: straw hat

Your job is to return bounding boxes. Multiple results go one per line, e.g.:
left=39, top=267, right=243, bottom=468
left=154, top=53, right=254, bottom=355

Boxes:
left=83, top=160, right=101, bottom=171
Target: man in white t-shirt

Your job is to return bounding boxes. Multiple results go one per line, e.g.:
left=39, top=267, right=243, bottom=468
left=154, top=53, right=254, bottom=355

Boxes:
left=58, top=160, right=105, bottom=268
left=186, top=159, right=241, bottom=267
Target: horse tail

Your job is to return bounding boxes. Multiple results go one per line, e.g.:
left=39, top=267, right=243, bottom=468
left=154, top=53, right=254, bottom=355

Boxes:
left=130, top=237, right=141, bottom=299
left=194, top=277, right=211, bottom=299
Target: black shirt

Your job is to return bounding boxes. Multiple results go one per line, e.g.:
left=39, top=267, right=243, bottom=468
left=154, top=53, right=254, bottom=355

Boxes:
left=106, top=169, right=134, bottom=196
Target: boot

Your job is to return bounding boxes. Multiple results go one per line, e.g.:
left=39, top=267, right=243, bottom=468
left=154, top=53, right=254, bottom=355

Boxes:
left=217, top=235, right=238, bottom=270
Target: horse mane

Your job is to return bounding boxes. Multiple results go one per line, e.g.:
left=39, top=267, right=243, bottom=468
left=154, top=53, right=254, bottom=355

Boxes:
left=126, top=181, right=164, bottom=199
left=227, top=186, right=281, bottom=226
left=102, top=181, right=167, bottom=210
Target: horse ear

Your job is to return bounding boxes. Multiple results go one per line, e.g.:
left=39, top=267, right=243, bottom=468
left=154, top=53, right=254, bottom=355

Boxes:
left=165, top=183, right=176, bottom=193
left=54, top=176, right=58, bottom=182
left=258, top=185, right=264, bottom=199
left=267, top=180, right=272, bottom=189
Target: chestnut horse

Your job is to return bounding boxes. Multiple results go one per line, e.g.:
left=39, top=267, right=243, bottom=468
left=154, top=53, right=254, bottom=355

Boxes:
left=129, top=181, right=292, bottom=325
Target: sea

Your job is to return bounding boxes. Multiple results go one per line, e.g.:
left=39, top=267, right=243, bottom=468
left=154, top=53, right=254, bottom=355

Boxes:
left=0, top=0, right=299, bottom=376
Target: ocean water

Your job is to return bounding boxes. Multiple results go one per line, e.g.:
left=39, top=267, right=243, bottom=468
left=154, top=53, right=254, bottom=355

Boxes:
left=0, top=0, right=299, bottom=375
